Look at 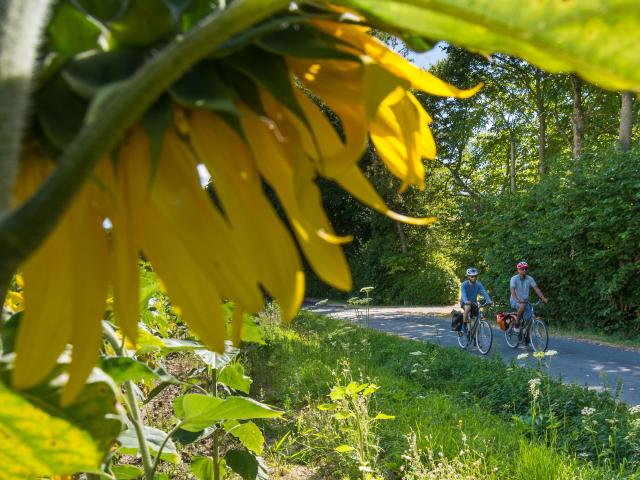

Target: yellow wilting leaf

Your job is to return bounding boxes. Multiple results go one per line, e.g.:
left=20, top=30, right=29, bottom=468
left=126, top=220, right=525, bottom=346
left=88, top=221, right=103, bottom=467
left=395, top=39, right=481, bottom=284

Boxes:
left=188, top=110, right=305, bottom=321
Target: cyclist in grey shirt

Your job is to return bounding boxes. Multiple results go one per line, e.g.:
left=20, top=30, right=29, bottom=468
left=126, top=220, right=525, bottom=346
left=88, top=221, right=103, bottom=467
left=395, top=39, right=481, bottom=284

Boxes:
left=510, top=261, right=548, bottom=332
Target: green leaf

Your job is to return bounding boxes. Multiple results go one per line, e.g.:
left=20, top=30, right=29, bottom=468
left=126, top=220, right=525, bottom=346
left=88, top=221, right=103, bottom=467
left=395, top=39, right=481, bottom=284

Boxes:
left=225, top=450, right=268, bottom=480
left=224, top=47, right=307, bottom=122
left=257, top=23, right=359, bottom=61
left=0, top=366, right=121, bottom=478
left=35, top=74, right=89, bottom=150
left=191, top=455, right=215, bottom=480
left=219, top=362, right=252, bottom=394
left=335, top=444, right=355, bottom=453
left=170, top=59, right=238, bottom=114
left=112, top=464, right=144, bottom=479
left=339, top=0, right=640, bottom=92
left=317, top=403, right=337, bottom=411
left=100, top=357, right=177, bottom=385
left=176, top=394, right=282, bottom=432
left=194, top=341, right=240, bottom=369
left=117, top=424, right=180, bottom=464
left=224, top=420, right=264, bottom=455
left=172, top=426, right=215, bottom=445
left=226, top=314, right=265, bottom=346
left=62, top=49, right=145, bottom=98
left=48, top=0, right=107, bottom=56
left=0, top=379, right=103, bottom=478
left=109, top=0, right=178, bottom=47
left=373, top=413, right=395, bottom=420
left=161, top=338, right=205, bottom=352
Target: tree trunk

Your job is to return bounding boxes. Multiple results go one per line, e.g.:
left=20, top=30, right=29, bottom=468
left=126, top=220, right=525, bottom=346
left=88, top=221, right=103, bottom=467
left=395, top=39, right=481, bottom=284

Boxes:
left=509, top=134, right=517, bottom=192
left=396, top=222, right=408, bottom=254
left=534, top=73, right=547, bottom=175
left=618, top=91, right=633, bottom=151
left=570, top=74, right=585, bottom=160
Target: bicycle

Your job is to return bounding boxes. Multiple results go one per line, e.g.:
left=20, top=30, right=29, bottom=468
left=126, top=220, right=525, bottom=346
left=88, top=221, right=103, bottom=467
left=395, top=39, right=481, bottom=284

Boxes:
left=456, top=300, right=493, bottom=355
left=504, top=300, right=548, bottom=351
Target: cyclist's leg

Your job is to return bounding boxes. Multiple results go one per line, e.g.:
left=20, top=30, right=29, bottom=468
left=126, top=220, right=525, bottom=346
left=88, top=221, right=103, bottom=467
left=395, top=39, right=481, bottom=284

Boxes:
left=511, top=298, right=525, bottom=329
left=463, top=304, right=472, bottom=332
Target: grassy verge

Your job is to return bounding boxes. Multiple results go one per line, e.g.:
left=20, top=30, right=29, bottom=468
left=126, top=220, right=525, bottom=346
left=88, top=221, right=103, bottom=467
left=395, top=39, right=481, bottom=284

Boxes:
left=247, top=311, right=640, bottom=479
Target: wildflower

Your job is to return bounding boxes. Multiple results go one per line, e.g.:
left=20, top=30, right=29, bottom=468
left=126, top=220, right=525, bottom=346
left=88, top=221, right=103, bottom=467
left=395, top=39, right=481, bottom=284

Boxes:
left=581, top=407, right=596, bottom=416
left=10, top=13, right=478, bottom=402
left=629, top=405, right=640, bottom=415
left=533, top=351, right=545, bottom=359
left=528, top=378, right=541, bottom=400
left=517, top=353, right=529, bottom=360
left=545, top=349, right=558, bottom=356
left=409, top=351, right=425, bottom=356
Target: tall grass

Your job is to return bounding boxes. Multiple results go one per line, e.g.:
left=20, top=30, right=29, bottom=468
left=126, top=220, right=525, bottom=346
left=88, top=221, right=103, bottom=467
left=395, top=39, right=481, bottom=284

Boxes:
left=247, top=310, right=639, bottom=479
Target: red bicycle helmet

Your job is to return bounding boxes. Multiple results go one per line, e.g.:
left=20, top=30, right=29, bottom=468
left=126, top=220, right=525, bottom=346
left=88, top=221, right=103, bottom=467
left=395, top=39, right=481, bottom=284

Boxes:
left=516, top=261, right=529, bottom=269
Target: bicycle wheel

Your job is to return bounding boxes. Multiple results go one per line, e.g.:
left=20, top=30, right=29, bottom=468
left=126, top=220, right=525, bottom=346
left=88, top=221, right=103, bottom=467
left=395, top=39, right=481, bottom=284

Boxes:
left=504, top=324, right=520, bottom=348
left=457, top=329, right=469, bottom=349
left=530, top=319, right=548, bottom=352
left=476, top=320, right=493, bottom=355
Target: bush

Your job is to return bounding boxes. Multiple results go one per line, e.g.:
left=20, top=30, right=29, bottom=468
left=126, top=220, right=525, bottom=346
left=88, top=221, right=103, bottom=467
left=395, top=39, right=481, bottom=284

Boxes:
left=467, top=149, right=640, bottom=336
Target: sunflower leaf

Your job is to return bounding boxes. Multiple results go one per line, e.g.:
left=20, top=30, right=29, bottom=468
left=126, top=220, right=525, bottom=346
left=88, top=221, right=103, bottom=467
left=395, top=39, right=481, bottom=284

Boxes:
left=340, top=0, right=640, bottom=92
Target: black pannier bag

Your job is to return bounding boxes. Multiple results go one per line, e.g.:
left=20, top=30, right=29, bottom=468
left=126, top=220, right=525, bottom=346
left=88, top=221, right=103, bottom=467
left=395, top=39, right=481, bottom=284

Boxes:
left=450, top=309, right=464, bottom=331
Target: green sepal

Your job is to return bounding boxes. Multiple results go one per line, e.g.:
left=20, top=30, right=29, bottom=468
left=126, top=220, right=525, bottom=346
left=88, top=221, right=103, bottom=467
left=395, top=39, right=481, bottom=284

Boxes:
left=257, top=23, right=359, bottom=61
left=35, top=74, right=89, bottom=150
left=180, top=0, right=216, bottom=31
left=221, top=68, right=265, bottom=116
left=62, top=49, right=145, bottom=98
left=48, top=0, right=107, bottom=56
left=74, top=0, right=126, bottom=23
left=170, top=60, right=237, bottom=115
left=224, top=47, right=307, bottom=123
left=109, top=0, right=178, bottom=47
left=141, top=94, right=172, bottom=184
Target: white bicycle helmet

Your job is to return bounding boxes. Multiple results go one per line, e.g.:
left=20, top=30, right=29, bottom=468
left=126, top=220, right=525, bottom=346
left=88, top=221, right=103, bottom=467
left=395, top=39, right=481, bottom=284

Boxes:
left=466, top=267, right=478, bottom=276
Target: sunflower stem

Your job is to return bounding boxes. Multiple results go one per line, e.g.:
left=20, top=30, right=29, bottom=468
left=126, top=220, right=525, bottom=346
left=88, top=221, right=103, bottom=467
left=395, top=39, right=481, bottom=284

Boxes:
left=0, top=0, right=52, bottom=215
left=102, top=322, right=155, bottom=478
left=0, top=0, right=290, bottom=291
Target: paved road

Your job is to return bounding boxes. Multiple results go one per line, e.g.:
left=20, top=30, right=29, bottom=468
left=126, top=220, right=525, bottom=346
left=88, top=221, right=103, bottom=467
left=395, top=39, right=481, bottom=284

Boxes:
left=306, top=304, right=640, bottom=405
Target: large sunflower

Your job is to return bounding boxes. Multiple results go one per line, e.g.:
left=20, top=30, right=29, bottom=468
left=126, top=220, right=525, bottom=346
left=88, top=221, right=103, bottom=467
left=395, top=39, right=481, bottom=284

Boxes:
left=10, top=10, right=479, bottom=402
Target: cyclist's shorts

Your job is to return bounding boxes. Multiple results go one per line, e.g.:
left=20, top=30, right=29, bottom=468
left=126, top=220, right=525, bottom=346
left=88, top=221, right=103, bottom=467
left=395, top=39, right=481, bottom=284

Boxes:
left=460, top=303, right=479, bottom=318
left=510, top=299, right=533, bottom=319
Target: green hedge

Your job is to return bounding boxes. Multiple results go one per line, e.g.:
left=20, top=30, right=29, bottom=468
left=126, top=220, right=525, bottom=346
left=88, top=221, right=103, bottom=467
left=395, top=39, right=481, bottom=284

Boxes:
left=468, top=149, right=640, bottom=335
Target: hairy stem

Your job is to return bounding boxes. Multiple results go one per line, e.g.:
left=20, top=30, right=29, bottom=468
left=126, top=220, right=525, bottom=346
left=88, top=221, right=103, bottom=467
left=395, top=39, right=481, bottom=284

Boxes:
left=0, top=0, right=289, bottom=290
left=0, top=0, right=52, bottom=214
left=102, top=322, right=155, bottom=478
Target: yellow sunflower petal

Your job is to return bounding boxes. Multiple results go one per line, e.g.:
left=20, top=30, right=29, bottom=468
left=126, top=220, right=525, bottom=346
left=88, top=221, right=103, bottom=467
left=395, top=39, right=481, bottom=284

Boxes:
left=370, top=87, right=425, bottom=191
left=147, top=126, right=264, bottom=313
left=240, top=104, right=352, bottom=291
left=314, top=20, right=482, bottom=98
left=231, top=305, right=243, bottom=347
left=141, top=209, right=227, bottom=352
left=188, top=110, right=305, bottom=321
left=13, top=154, right=72, bottom=390
left=63, top=185, right=110, bottom=405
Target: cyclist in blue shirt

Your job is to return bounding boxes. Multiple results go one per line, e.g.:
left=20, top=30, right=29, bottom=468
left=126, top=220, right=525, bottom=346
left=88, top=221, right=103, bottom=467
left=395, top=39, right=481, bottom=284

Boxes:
left=510, top=261, right=548, bottom=332
left=460, top=267, right=492, bottom=332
